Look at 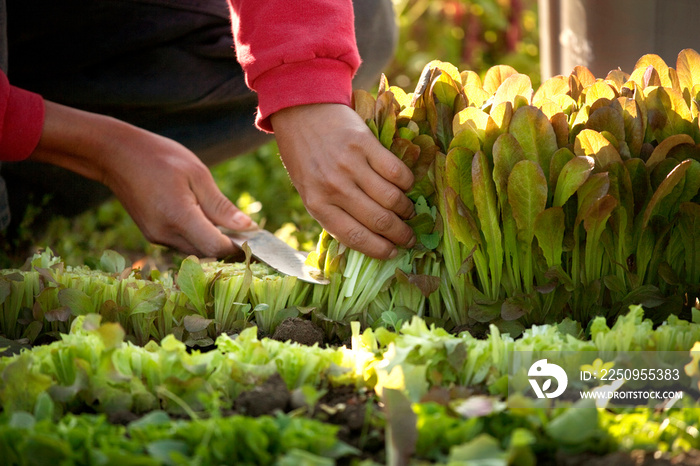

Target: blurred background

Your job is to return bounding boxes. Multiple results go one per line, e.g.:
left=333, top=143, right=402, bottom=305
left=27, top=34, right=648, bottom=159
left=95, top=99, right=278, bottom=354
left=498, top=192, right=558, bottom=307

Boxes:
left=1, top=0, right=540, bottom=268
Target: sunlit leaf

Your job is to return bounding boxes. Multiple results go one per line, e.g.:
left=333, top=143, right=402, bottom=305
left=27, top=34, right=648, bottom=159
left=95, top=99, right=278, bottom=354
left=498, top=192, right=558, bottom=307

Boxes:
left=492, top=73, right=533, bottom=109
left=453, top=107, right=490, bottom=141
left=574, top=129, right=622, bottom=170
left=553, top=155, right=595, bottom=207
left=676, top=48, right=700, bottom=103
left=352, top=89, right=375, bottom=121
left=584, top=81, right=617, bottom=106
left=483, top=64, right=518, bottom=95
left=586, top=106, right=626, bottom=147
left=630, top=54, right=672, bottom=88
left=645, top=133, right=695, bottom=170
left=532, top=75, right=569, bottom=106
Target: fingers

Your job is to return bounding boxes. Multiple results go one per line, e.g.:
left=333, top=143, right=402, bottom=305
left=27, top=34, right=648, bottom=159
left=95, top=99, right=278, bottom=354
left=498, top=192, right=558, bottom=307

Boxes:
left=366, top=142, right=415, bottom=193
left=191, top=169, right=255, bottom=231
left=315, top=204, right=400, bottom=259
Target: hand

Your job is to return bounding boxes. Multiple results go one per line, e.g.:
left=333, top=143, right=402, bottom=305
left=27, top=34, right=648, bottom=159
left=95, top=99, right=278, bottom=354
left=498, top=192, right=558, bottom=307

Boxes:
left=271, top=103, right=416, bottom=259
left=31, top=101, right=252, bottom=257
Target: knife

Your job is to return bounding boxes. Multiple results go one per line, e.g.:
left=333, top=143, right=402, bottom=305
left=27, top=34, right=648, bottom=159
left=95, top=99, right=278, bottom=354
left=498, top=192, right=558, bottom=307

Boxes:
left=219, top=227, right=329, bottom=285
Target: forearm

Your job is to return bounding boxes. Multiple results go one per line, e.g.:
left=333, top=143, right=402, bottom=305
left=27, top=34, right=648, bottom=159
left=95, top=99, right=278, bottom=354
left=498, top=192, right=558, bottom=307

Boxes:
left=29, top=100, right=138, bottom=186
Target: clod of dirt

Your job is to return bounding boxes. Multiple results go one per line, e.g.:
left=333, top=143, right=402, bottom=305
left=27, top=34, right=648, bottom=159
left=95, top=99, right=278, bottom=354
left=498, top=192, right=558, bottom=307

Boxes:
left=235, top=374, right=290, bottom=417
left=271, top=317, right=325, bottom=346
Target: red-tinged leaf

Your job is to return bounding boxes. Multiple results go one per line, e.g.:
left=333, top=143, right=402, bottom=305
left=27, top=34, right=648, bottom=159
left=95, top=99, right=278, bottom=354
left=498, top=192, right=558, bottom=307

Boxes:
left=45, top=306, right=71, bottom=323
left=352, top=89, right=376, bottom=121
left=583, top=194, right=618, bottom=234
left=508, top=160, right=548, bottom=244
left=643, top=159, right=694, bottom=228
left=630, top=54, right=672, bottom=88
left=553, top=155, right=595, bottom=208
left=395, top=269, right=440, bottom=298
left=586, top=106, right=626, bottom=147
left=468, top=301, right=501, bottom=323
left=574, top=129, right=622, bottom=170
left=508, top=106, right=558, bottom=180
left=184, top=314, right=213, bottom=333
left=534, top=207, right=566, bottom=268
left=444, top=187, right=480, bottom=250
left=645, top=133, right=695, bottom=170
left=390, top=138, right=421, bottom=168
left=625, top=158, right=652, bottom=216
left=644, top=86, right=695, bottom=142
left=501, top=296, right=531, bottom=321
left=58, top=288, right=93, bottom=316
left=575, top=173, right=610, bottom=227
left=618, top=97, right=644, bottom=156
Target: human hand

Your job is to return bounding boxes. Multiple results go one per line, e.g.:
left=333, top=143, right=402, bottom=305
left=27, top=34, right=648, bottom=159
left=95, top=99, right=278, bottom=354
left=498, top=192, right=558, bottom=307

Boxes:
left=271, top=103, right=416, bottom=259
left=31, top=101, right=252, bottom=257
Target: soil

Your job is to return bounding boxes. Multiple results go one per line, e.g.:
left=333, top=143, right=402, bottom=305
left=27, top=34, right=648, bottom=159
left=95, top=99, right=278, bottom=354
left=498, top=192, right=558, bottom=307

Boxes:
left=271, top=317, right=325, bottom=346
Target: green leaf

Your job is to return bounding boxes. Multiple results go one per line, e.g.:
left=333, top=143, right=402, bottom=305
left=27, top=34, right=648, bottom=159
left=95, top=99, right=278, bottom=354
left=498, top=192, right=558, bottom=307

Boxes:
left=472, top=151, right=503, bottom=297
left=444, top=187, right=481, bottom=250
left=534, top=207, right=565, bottom=268
left=548, top=147, right=575, bottom=200
left=383, top=388, right=418, bottom=466
left=130, top=284, right=166, bottom=315
left=99, top=249, right=127, bottom=274
left=58, top=288, right=94, bottom=316
left=492, top=133, right=526, bottom=202
left=546, top=401, right=599, bottom=444
left=643, top=158, right=695, bottom=228
left=446, top=147, right=476, bottom=210
left=508, top=160, right=548, bottom=244
left=508, top=106, right=558, bottom=180
left=448, top=434, right=509, bottom=465
left=176, top=256, right=208, bottom=314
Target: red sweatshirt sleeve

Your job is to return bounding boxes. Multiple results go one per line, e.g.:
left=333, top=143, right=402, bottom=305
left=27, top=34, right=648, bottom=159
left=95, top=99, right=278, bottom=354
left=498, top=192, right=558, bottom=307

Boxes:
left=228, top=0, right=361, bottom=132
left=0, top=70, right=45, bottom=161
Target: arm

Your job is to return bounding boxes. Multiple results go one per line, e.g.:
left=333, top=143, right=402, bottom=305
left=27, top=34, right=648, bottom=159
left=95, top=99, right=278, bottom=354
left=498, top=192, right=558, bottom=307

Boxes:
left=229, top=0, right=417, bottom=259
left=29, top=100, right=253, bottom=257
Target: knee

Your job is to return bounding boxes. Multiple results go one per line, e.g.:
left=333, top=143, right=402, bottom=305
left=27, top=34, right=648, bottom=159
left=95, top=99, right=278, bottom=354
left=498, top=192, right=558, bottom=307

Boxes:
left=353, top=0, right=398, bottom=89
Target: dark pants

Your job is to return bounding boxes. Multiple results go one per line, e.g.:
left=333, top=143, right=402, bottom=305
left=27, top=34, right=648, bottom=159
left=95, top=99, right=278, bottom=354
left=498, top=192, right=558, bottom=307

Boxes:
left=0, top=0, right=397, bottom=236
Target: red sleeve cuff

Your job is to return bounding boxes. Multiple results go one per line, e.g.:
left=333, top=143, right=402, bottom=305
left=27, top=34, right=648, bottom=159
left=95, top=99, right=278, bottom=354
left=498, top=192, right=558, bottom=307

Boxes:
left=253, top=58, right=355, bottom=132
left=0, top=81, right=45, bottom=162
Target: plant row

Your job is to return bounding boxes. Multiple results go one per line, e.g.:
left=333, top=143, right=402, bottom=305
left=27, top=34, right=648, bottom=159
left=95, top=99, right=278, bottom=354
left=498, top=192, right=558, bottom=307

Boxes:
left=2, top=307, right=700, bottom=464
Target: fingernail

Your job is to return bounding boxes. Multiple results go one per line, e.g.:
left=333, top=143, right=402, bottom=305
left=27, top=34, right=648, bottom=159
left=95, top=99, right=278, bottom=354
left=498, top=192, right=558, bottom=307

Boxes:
left=388, top=248, right=398, bottom=259
left=232, top=211, right=253, bottom=228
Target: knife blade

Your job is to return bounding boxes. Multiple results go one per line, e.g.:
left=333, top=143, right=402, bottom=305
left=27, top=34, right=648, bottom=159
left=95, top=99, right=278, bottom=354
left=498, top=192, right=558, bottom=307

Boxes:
left=219, top=227, right=329, bottom=285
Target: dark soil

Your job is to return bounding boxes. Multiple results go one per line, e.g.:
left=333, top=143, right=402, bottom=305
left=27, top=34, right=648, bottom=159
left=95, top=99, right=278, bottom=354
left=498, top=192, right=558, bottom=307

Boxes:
left=271, top=317, right=325, bottom=346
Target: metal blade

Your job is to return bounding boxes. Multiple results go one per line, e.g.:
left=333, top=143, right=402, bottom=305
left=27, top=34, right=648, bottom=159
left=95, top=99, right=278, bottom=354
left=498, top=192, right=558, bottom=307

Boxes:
left=220, top=227, right=329, bottom=285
